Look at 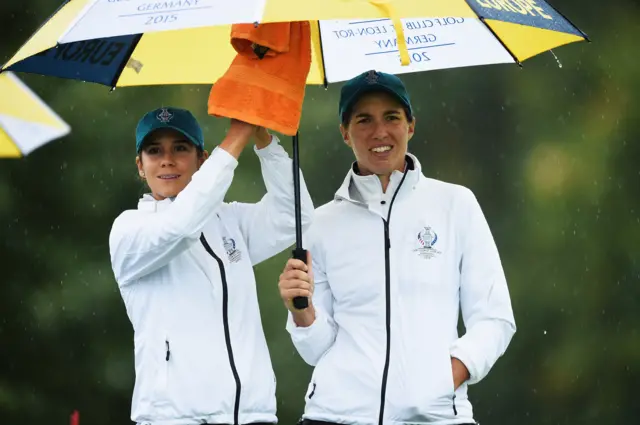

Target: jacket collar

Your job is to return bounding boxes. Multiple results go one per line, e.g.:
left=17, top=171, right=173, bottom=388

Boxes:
left=335, top=153, right=422, bottom=205
left=137, top=193, right=175, bottom=212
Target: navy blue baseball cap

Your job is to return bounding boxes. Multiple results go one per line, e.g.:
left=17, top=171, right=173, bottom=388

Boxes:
left=339, top=70, right=413, bottom=123
left=135, top=107, right=205, bottom=153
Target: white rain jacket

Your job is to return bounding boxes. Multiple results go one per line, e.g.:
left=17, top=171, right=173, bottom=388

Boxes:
left=287, top=154, right=515, bottom=425
left=109, top=137, right=314, bottom=425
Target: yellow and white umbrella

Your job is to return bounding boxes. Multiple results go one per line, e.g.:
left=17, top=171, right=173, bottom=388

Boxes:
left=1, top=0, right=588, bottom=87
left=0, top=72, right=71, bottom=158
left=0, top=0, right=588, bottom=309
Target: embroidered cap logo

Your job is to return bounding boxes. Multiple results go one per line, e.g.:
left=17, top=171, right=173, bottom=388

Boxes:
left=157, top=108, right=174, bottom=123
left=365, top=70, right=379, bottom=84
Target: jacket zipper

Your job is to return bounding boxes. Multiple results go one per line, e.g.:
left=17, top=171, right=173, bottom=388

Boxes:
left=200, top=233, right=242, bottom=425
left=377, top=167, right=409, bottom=425
left=377, top=220, right=392, bottom=425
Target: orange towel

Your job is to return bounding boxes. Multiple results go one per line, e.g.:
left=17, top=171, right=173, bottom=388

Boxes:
left=208, top=21, right=311, bottom=136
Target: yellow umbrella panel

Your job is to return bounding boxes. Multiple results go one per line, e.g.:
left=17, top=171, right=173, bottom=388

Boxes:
left=0, top=72, right=71, bottom=158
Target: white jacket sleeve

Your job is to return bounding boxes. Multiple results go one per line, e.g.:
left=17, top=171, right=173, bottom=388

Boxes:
left=229, top=136, right=314, bottom=266
left=109, top=147, right=238, bottom=285
left=285, top=224, right=338, bottom=366
left=449, top=188, right=516, bottom=385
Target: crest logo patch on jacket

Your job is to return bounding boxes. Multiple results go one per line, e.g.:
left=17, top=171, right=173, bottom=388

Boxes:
left=414, top=226, right=441, bottom=259
left=223, top=236, right=242, bottom=263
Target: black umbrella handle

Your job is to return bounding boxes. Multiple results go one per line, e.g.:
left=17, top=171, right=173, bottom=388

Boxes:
left=292, top=247, right=309, bottom=310
left=291, top=133, right=309, bottom=310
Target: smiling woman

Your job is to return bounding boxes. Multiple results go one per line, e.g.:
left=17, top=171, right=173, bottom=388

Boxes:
left=136, top=127, right=208, bottom=200
left=134, top=107, right=209, bottom=200
left=338, top=70, right=415, bottom=192
left=108, top=106, right=314, bottom=425
left=278, top=70, right=516, bottom=425
left=339, top=91, right=415, bottom=191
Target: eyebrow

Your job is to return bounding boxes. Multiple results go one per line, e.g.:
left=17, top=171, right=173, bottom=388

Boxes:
left=354, top=109, right=402, bottom=118
left=144, top=139, right=191, bottom=148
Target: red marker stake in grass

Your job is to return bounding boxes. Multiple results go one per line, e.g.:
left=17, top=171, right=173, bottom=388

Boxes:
left=70, top=410, right=79, bottom=425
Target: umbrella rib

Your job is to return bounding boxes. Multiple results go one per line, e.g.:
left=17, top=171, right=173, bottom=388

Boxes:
left=477, top=17, right=522, bottom=67
left=316, top=21, right=329, bottom=88
left=1, top=0, right=72, bottom=72
left=109, top=34, right=143, bottom=90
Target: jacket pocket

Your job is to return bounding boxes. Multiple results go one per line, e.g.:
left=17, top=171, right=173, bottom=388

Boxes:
left=432, top=346, right=457, bottom=408
left=152, top=335, right=170, bottom=404
left=448, top=358, right=458, bottom=415
left=305, top=381, right=317, bottom=400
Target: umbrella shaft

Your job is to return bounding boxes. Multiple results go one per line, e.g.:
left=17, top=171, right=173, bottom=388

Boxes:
left=292, top=133, right=303, bottom=250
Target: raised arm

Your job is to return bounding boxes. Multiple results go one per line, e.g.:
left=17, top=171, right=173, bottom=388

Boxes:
left=109, top=120, right=255, bottom=285
left=229, top=129, right=314, bottom=265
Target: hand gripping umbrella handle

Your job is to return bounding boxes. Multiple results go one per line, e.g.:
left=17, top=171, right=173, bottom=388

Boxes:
left=290, top=133, right=309, bottom=310
left=291, top=247, right=309, bottom=310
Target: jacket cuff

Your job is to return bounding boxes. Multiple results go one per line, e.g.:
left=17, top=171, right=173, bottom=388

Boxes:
left=209, top=145, right=240, bottom=168
left=254, top=135, right=286, bottom=157
left=450, top=340, right=480, bottom=385
left=286, top=308, right=327, bottom=342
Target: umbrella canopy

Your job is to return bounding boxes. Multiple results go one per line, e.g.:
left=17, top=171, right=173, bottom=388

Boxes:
left=0, top=0, right=587, bottom=306
left=0, top=0, right=471, bottom=87
left=1, top=0, right=588, bottom=88
left=0, top=72, right=71, bottom=158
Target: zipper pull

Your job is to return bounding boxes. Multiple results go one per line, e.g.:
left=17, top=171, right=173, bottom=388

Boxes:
left=452, top=393, right=458, bottom=415
left=384, top=222, right=391, bottom=250
left=165, top=340, right=170, bottom=361
left=308, top=383, right=316, bottom=399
